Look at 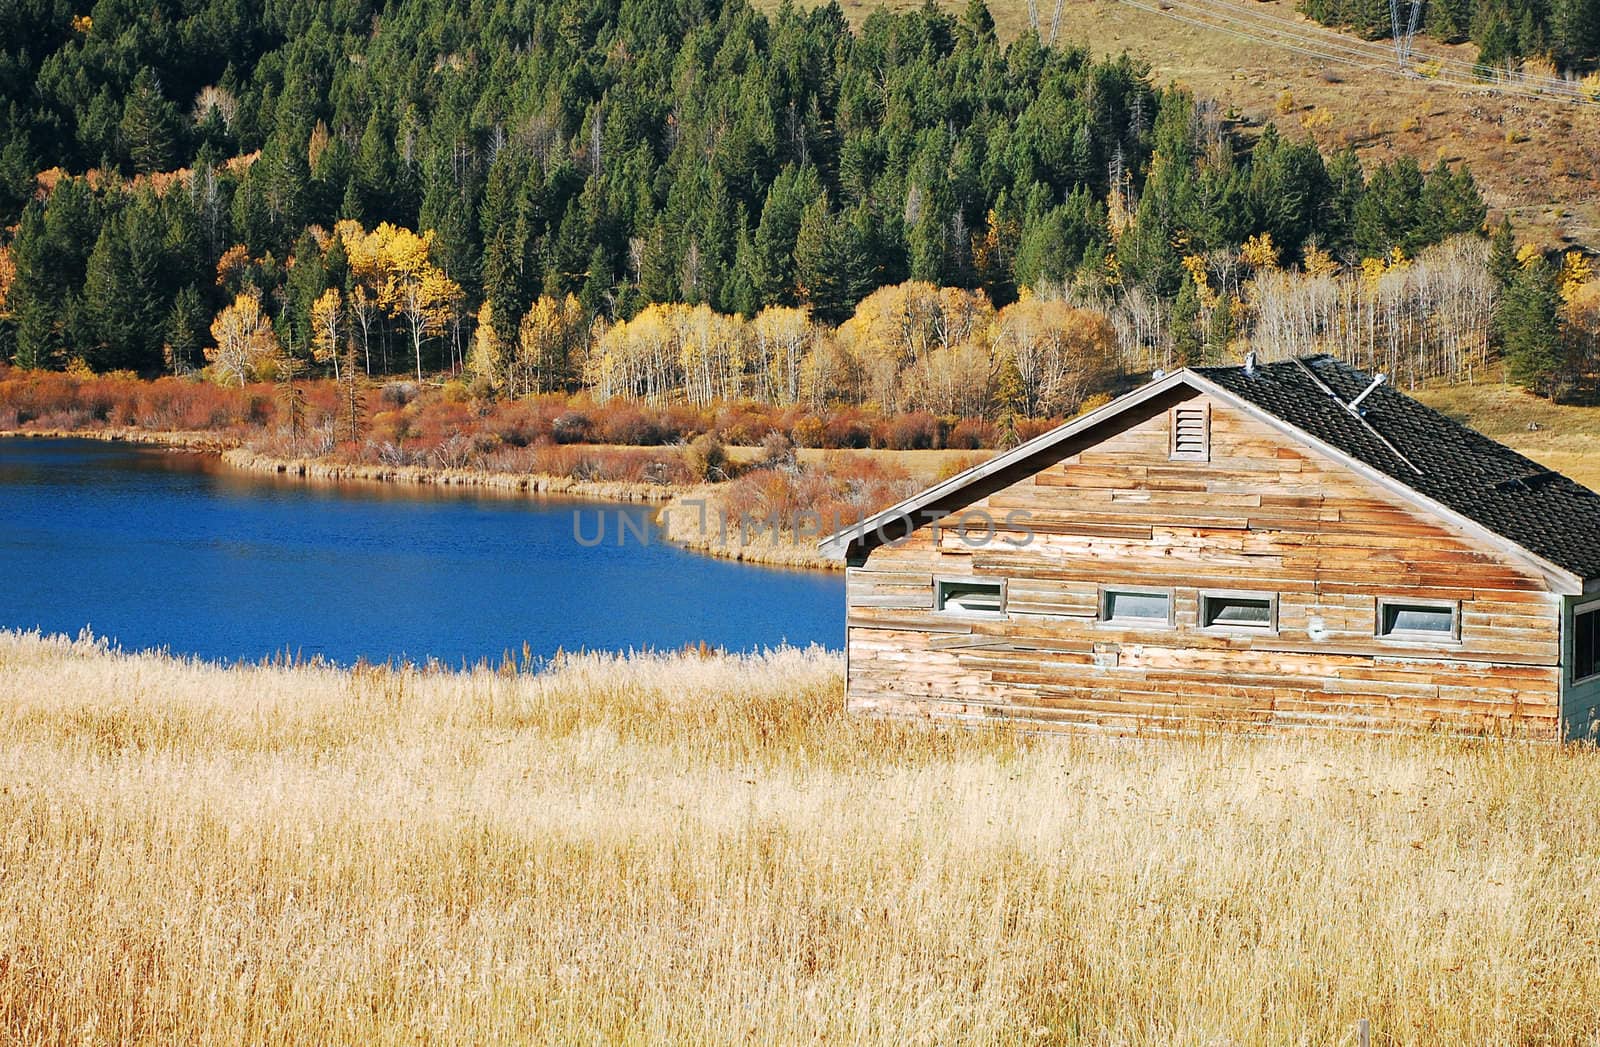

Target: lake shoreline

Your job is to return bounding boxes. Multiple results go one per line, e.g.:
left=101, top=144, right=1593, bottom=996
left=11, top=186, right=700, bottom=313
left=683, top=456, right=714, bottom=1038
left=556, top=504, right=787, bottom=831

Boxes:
left=1, top=426, right=840, bottom=571
left=0, top=425, right=239, bottom=451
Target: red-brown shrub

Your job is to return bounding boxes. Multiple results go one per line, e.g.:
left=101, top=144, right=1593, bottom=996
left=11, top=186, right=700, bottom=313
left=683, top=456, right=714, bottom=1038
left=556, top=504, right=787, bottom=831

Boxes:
left=821, top=408, right=873, bottom=449
left=946, top=417, right=997, bottom=449
left=883, top=411, right=939, bottom=450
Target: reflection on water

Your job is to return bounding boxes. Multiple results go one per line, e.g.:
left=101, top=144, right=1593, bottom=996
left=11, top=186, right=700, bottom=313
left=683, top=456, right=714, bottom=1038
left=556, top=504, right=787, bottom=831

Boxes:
left=0, top=438, right=843, bottom=665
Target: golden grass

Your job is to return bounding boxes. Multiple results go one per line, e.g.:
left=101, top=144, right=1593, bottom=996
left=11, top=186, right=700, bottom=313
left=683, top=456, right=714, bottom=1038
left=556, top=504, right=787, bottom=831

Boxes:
left=4, top=629, right=1600, bottom=1043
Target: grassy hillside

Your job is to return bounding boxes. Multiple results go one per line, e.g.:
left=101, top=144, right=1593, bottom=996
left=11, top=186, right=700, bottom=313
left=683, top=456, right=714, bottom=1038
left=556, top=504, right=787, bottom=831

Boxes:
left=774, top=0, right=1600, bottom=249
left=3, top=630, right=1600, bottom=1042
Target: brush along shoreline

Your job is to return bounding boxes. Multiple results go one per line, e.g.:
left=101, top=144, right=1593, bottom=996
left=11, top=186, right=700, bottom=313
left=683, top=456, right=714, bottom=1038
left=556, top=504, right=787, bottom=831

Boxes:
left=0, top=426, right=842, bottom=570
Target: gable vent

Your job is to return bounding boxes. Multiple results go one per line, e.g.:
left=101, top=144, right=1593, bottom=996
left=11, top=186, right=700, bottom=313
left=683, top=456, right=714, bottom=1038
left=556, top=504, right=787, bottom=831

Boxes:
left=1170, top=404, right=1210, bottom=462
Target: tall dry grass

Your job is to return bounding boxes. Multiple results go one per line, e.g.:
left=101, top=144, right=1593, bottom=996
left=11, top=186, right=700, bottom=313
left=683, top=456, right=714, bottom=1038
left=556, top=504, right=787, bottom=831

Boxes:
left=2, top=630, right=1600, bottom=1044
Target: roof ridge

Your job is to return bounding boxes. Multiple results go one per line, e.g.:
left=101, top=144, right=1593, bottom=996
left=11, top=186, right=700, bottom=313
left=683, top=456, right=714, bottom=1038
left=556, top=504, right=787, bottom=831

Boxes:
left=823, top=362, right=1600, bottom=586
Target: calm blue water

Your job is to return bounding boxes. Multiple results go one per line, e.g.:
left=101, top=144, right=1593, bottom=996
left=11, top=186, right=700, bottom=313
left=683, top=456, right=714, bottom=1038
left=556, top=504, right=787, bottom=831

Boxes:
left=0, top=438, right=843, bottom=665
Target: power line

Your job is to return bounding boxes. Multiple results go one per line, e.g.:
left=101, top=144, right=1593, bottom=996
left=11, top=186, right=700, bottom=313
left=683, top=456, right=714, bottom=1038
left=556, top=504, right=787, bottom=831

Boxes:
left=1117, top=0, right=1592, bottom=98
left=1113, top=0, right=1393, bottom=73
left=1179, top=0, right=1582, bottom=89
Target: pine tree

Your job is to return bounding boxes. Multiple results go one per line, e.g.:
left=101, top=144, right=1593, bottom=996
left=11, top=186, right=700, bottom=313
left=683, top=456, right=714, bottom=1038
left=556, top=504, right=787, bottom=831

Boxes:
left=793, top=196, right=871, bottom=325
left=1118, top=165, right=1185, bottom=297
left=1349, top=0, right=1394, bottom=38
left=581, top=244, right=612, bottom=316
left=262, top=135, right=311, bottom=251
left=1352, top=157, right=1425, bottom=257
left=82, top=194, right=169, bottom=372
left=354, top=112, right=394, bottom=219
left=1488, top=218, right=1518, bottom=288
left=1499, top=255, right=1564, bottom=398
left=963, top=0, right=996, bottom=38
left=119, top=70, right=181, bottom=175
left=338, top=337, right=367, bottom=444
left=906, top=138, right=954, bottom=285
left=479, top=149, right=530, bottom=351
left=8, top=205, right=61, bottom=369
left=9, top=180, right=100, bottom=368
left=0, top=118, right=34, bottom=225
left=275, top=354, right=308, bottom=438
left=1476, top=19, right=1517, bottom=75
left=1550, top=0, right=1600, bottom=67
left=164, top=285, right=208, bottom=374
left=1427, top=0, right=1471, bottom=41
left=283, top=230, right=328, bottom=360
left=751, top=165, right=821, bottom=306
left=725, top=219, right=761, bottom=318
left=1419, top=160, right=1487, bottom=243
left=1207, top=296, right=1236, bottom=357
left=1322, top=147, right=1365, bottom=259
left=1171, top=278, right=1204, bottom=365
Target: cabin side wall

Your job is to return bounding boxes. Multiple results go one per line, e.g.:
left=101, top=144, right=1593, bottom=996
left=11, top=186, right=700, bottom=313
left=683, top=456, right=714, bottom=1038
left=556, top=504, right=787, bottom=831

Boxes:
left=845, top=391, right=1563, bottom=737
left=1561, top=596, right=1600, bottom=739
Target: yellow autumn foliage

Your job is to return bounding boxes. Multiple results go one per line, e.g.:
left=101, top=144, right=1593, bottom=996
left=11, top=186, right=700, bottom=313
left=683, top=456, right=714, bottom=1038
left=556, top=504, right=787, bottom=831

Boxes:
left=1240, top=232, right=1281, bottom=271
left=205, top=292, right=280, bottom=386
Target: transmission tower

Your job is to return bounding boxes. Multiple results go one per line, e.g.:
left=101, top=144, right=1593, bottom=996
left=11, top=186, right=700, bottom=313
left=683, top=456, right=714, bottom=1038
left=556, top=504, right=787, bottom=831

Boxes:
left=1388, top=0, right=1422, bottom=68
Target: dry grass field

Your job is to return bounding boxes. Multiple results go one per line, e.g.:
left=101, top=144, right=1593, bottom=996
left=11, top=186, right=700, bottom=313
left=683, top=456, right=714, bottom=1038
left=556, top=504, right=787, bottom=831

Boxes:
left=768, top=0, right=1600, bottom=248
left=4, top=630, right=1600, bottom=1043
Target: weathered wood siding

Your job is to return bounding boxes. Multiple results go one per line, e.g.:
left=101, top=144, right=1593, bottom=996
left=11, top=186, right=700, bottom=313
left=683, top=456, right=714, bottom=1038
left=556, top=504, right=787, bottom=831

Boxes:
left=846, top=390, right=1564, bottom=737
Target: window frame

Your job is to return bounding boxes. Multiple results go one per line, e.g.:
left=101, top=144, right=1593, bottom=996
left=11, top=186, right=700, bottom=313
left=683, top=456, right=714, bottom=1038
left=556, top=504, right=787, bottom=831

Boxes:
left=1198, top=589, right=1279, bottom=634
left=1572, top=598, right=1600, bottom=685
left=1097, top=585, right=1176, bottom=629
left=934, top=576, right=1007, bottom=619
left=1374, top=597, right=1462, bottom=645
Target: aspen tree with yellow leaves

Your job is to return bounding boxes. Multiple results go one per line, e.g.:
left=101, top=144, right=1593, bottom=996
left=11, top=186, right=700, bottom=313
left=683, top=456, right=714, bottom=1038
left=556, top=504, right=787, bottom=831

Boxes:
left=466, top=301, right=503, bottom=392
left=512, top=294, right=587, bottom=396
left=750, top=305, right=812, bottom=404
left=205, top=292, right=279, bottom=386
left=991, top=296, right=1117, bottom=417
left=310, top=288, right=343, bottom=381
left=0, top=244, right=14, bottom=322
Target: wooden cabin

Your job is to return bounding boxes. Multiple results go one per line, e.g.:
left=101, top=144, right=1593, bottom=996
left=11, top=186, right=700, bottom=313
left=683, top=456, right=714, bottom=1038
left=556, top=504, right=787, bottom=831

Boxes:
left=820, top=356, right=1600, bottom=740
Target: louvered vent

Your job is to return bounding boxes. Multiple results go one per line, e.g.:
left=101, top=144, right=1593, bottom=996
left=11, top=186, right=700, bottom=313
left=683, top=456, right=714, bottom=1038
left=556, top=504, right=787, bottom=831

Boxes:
left=1170, top=404, right=1210, bottom=461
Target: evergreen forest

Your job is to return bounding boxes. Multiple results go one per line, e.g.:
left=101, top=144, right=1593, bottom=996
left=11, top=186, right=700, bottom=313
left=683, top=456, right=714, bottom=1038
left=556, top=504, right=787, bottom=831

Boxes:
left=0, top=0, right=1582, bottom=407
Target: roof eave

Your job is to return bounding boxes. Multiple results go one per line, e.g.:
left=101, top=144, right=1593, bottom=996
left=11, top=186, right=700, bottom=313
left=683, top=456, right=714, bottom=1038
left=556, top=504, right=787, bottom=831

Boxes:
left=817, top=369, right=1198, bottom=560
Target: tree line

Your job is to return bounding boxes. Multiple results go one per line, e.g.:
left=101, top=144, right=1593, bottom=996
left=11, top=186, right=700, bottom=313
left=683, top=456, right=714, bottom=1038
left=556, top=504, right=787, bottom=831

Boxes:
left=0, top=0, right=1524, bottom=390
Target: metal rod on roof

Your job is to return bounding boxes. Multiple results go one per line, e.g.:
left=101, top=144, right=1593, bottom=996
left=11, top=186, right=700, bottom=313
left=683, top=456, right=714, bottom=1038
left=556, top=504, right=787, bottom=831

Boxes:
left=1348, top=373, right=1387, bottom=410
left=1292, top=356, right=1424, bottom=476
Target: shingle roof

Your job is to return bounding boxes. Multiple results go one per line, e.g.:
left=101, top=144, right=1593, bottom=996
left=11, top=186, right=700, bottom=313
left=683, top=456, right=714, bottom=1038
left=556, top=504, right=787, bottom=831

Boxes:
left=1194, top=355, right=1600, bottom=582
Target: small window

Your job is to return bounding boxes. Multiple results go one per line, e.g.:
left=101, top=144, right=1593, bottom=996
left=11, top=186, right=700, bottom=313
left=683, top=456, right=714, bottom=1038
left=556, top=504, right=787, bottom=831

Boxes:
left=1201, top=591, right=1276, bottom=631
left=1574, top=602, right=1600, bottom=682
left=1101, top=588, right=1172, bottom=626
left=1377, top=599, right=1459, bottom=641
left=1170, top=404, right=1210, bottom=461
left=936, top=578, right=1004, bottom=617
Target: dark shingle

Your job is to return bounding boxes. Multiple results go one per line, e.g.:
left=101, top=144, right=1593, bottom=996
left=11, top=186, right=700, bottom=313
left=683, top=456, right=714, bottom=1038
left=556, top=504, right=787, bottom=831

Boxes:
left=1194, top=355, right=1600, bottom=582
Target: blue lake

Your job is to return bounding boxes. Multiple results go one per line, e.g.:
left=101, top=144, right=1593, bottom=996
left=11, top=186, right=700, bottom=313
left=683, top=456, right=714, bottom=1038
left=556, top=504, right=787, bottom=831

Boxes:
left=0, top=438, right=844, bottom=665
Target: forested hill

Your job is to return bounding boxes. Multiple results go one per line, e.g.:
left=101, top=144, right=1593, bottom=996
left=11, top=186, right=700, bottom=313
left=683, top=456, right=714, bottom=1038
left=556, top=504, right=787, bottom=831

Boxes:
left=0, top=0, right=1491, bottom=380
